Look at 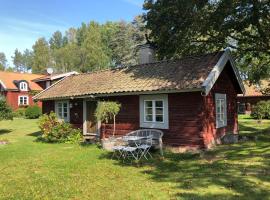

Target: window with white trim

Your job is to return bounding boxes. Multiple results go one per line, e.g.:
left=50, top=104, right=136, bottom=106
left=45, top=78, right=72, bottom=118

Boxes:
left=140, top=94, right=168, bottom=129
left=19, top=82, right=28, bottom=91
left=18, top=96, right=29, bottom=105
left=55, top=101, right=69, bottom=122
left=215, top=93, right=227, bottom=128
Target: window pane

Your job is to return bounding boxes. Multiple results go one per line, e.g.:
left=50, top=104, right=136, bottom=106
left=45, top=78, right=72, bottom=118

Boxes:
left=63, top=112, right=68, bottom=118
left=145, top=115, right=153, bottom=122
left=156, top=115, right=163, bottom=122
left=58, top=108, right=62, bottom=116
left=155, top=101, right=163, bottom=107
left=156, top=107, right=163, bottom=115
left=145, top=101, right=152, bottom=108
left=145, top=108, right=153, bottom=115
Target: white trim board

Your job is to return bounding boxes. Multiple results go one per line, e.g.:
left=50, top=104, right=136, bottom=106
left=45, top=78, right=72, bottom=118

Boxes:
left=202, top=49, right=245, bottom=96
left=0, top=80, right=7, bottom=90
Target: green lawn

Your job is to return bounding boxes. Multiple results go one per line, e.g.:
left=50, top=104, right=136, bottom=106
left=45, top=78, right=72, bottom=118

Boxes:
left=0, top=117, right=270, bottom=200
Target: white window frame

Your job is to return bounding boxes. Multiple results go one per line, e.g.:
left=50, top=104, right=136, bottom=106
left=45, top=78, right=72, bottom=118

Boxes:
left=215, top=93, right=227, bottom=128
left=140, top=94, right=169, bottom=129
left=19, top=82, right=28, bottom=91
left=18, top=95, right=29, bottom=105
left=55, top=101, right=70, bottom=122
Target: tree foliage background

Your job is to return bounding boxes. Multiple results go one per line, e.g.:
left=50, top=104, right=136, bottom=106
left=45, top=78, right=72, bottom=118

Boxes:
left=11, top=16, right=146, bottom=74
left=144, top=0, right=270, bottom=84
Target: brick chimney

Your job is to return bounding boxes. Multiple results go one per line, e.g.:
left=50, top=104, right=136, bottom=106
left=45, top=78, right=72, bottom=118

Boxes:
left=138, top=43, right=156, bottom=64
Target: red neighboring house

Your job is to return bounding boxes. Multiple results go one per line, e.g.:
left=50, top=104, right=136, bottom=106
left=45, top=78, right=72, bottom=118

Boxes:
left=0, top=71, right=78, bottom=110
left=237, top=80, right=270, bottom=114
left=34, top=47, right=245, bottom=150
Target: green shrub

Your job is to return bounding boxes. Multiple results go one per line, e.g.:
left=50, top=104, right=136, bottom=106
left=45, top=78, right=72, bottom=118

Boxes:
left=38, top=112, right=82, bottom=143
left=25, top=105, right=42, bottom=119
left=251, top=101, right=270, bottom=120
left=0, top=96, right=13, bottom=120
left=13, top=108, right=26, bottom=118
left=95, top=101, right=121, bottom=136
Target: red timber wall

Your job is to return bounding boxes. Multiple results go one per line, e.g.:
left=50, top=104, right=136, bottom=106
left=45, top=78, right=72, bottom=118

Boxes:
left=101, top=93, right=205, bottom=148
left=42, top=99, right=83, bottom=129
left=5, top=91, right=42, bottom=110
left=202, top=63, right=239, bottom=148
left=237, top=96, right=270, bottom=113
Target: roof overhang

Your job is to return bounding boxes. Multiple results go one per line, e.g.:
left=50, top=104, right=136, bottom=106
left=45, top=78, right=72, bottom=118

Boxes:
left=201, top=49, right=245, bottom=96
left=0, top=80, right=7, bottom=91
left=34, top=88, right=204, bottom=101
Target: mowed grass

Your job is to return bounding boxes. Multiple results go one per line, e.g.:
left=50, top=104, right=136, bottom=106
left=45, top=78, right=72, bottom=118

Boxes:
left=0, top=117, right=270, bottom=200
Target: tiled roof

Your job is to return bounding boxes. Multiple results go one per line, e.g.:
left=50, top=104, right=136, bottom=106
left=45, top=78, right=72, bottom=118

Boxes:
left=238, top=80, right=270, bottom=97
left=0, top=71, right=43, bottom=90
left=35, top=51, right=224, bottom=100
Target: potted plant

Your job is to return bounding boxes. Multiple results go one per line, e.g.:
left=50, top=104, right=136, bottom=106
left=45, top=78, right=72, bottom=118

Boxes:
left=95, top=101, right=121, bottom=150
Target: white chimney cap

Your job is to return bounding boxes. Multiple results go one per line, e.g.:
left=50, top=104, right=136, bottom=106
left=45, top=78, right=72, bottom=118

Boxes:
left=46, top=68, right=54, bottom=75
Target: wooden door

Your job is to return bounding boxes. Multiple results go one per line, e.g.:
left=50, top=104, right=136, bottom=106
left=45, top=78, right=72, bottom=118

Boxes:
left=86, top=101, right=97, bottom=134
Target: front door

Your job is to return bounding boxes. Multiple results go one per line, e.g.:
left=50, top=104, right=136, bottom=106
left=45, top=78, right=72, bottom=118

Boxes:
left=86, top=101, right=97, bottom=134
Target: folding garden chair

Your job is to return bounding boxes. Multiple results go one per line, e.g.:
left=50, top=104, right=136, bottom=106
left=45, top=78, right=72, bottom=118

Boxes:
left=112, top=145, right=126, bottom=160
left=121, top=146, right=138, bottom=161
left=137, top=136, right=153, bottom=160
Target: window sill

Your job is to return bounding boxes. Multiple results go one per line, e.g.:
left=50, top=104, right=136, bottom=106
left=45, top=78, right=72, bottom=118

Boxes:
left=140, top=121, right=168, bottom=129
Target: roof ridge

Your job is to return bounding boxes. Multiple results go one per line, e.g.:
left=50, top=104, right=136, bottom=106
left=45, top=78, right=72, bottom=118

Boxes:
left=71, top=51, right=224, bottom=77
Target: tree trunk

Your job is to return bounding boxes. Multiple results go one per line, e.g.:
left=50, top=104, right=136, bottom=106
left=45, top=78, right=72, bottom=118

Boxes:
left=113, top=115, right=116, bottom=137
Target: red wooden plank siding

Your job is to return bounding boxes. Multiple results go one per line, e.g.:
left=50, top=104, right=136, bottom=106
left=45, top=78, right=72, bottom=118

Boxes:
left=102, top=93, right=205, bottom=148
left=5, top=91, right=40, bottom=110
left=202, top=63, right=238, bottom=148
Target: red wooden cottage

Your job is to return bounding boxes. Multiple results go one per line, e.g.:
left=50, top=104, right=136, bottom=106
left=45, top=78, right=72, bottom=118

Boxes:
left=34, top=47, right=245, bottom=150
left=0, top=71, right=78, bottom=110
left=237, top=80, right=270, bottom=114
left=0, top=71, right=44, bottom=110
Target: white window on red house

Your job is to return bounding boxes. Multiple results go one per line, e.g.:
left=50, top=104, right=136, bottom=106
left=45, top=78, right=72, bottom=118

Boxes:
left=215, top=93, right=227, bottom=128
left=140, top=94, right=168, bottom=129
left=55, top=101, right=69, bottom=122
left=19, top=82, right=28, bottom=91
left=18, top=96, right=29, bottom=105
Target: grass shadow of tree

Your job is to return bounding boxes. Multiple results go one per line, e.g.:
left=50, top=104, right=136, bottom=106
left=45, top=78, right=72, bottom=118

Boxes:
left=0, top=129, right=12, bottom=135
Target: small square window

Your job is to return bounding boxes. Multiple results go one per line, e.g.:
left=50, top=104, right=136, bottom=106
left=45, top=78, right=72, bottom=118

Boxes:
left=140, top=95, right=168, bottom=129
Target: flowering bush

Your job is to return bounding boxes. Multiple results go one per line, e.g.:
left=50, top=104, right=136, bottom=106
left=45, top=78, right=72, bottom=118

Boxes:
left=38, top=112, right=82, bottom=143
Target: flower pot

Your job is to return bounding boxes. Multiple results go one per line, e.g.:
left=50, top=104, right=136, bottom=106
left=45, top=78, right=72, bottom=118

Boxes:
left=101, top=138, right=117, bottom=151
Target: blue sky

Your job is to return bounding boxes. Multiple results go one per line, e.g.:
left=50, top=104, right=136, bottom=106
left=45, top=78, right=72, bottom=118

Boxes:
left=0, top=0, right=144, bottom=66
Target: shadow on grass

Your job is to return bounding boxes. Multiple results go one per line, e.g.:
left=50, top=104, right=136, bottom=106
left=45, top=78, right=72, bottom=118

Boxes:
left=99, top=141, right=270, bottom=199
left=96, top=117, right=270, bottom=199
left=0, top=129, right=12, bottom=135
left=27, top=131, right=42, bottom=137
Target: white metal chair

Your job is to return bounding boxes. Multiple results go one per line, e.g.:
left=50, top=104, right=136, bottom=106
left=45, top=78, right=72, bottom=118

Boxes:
left=137, top=136, right=153, bottom=160
left=121, top=146, right=138, bottom=160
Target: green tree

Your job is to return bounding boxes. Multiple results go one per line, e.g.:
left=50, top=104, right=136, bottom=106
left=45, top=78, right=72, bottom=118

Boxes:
left=32, top=38, right=52, bottom=73
left=12, top=49, right=24, bottom=72
left=0, top=52, right=7, bottom=70
left=49, top=31, right=66, bottom=50
left=80, top=22, right=110, bottom=72
left=22, top=49, right=33, bottom=72
left=53, top=43, right=81, bottom=72
left=144, top=0, right=270, bottom=83
left=0, top=96, right=13, bottom=120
